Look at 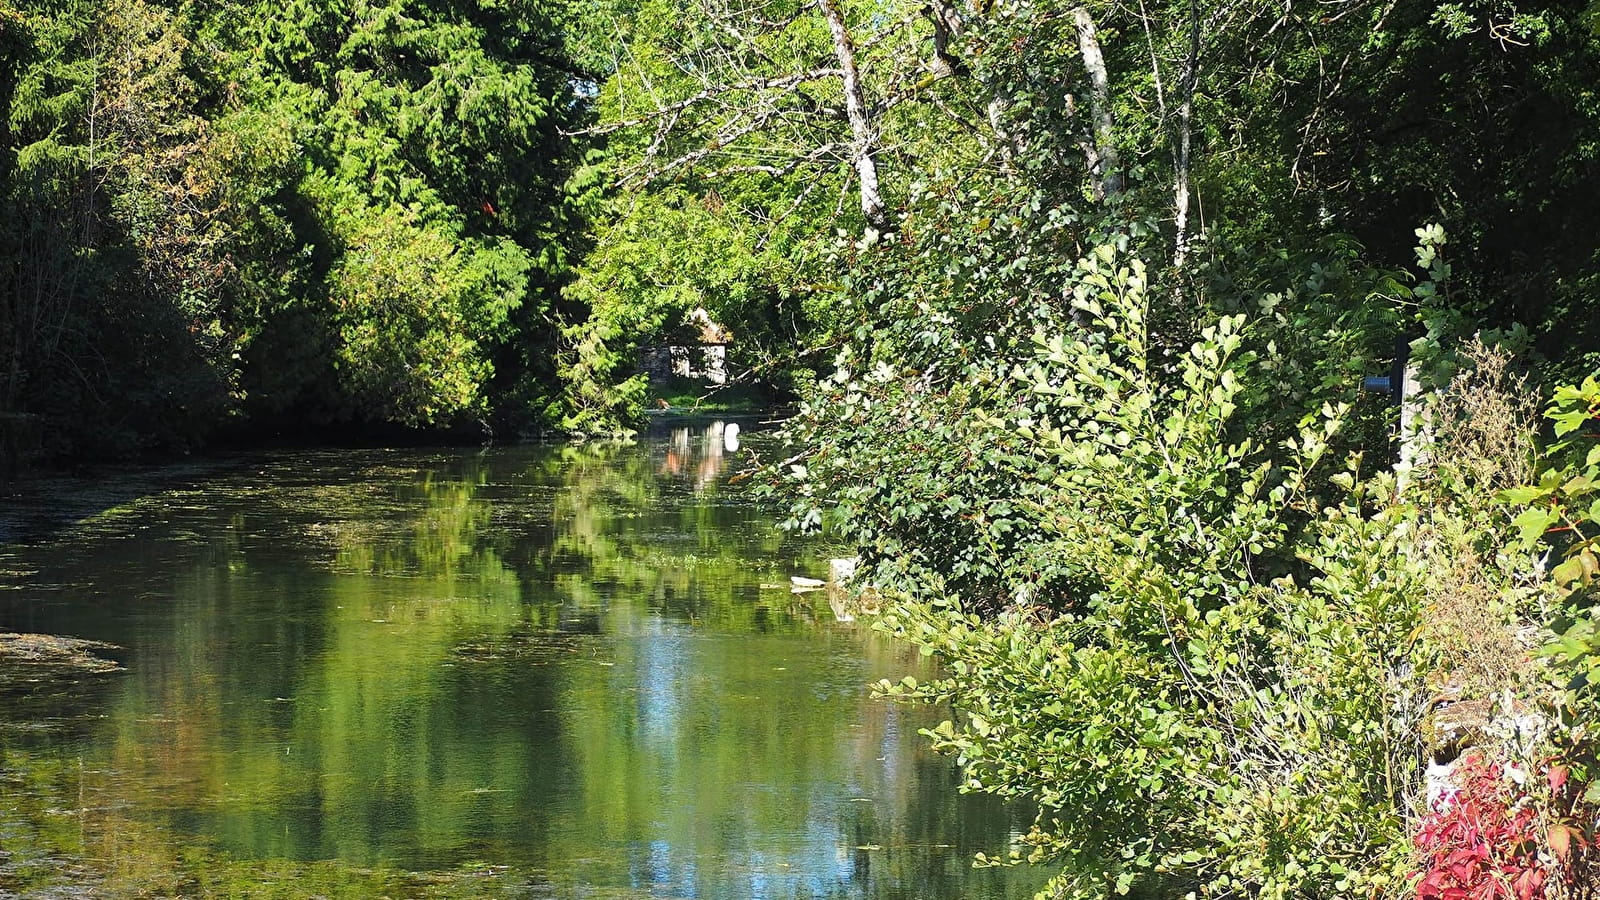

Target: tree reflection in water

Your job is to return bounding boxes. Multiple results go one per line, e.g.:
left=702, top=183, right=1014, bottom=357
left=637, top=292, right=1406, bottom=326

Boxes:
left=0, top=428, right=1042, bottom=898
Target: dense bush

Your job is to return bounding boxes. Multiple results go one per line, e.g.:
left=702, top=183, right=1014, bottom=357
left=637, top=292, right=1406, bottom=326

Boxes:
left=775, top=242, right=1422, bottom=896
left=768, top=229, right=1597, bottom=896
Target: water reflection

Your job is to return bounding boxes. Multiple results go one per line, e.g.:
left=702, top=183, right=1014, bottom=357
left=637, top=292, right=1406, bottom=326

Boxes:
left=0, top=426, right=1041, bottom=898
left=658, top=422, right=737, bottom=492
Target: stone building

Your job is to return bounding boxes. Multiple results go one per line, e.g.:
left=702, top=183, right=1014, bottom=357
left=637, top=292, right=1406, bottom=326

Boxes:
left=638, top=307, right=730, bottom=385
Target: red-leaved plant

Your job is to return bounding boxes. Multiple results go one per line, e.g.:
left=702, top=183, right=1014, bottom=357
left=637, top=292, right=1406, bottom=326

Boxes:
left=1414, top=752, right=1547, bottom=900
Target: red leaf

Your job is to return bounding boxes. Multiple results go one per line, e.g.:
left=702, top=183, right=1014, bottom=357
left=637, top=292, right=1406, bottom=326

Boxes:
left=1548, top=765, right=1569, bottom=795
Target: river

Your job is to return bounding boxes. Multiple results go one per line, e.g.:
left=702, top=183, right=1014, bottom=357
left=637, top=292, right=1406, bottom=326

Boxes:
left=0, top=422, right=1042, bottom=898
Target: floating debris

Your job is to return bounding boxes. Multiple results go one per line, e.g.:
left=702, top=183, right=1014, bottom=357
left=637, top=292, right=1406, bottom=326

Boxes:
left=0, top=633, right=123, bottom=676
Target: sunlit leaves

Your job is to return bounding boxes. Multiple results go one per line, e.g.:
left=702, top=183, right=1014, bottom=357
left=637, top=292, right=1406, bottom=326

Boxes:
left=795, top=240, right=1425, bottom=897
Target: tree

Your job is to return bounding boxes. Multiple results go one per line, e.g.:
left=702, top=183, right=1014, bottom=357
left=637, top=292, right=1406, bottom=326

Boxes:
left=1, top=0, right=236, bottom=455
left=203, top=0, right=588, bottom=430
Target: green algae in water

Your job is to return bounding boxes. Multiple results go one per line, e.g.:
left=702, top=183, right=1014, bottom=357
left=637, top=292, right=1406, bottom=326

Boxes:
left=0, top=427, right=1043, bottom=899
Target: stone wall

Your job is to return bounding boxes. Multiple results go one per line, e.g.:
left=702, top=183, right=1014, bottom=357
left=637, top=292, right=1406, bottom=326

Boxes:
left=639, top=344, right=728, bottom=385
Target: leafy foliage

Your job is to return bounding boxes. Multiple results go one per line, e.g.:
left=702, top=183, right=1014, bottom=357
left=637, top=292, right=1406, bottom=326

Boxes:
left=1510, top=377, right=1600, bottom=787
left=558, top=185, right=811, bottom=431
left=1509, top=377, right=1600, bottom=597
left=1413, top=754, right=1546, bottom=900
left=0, top=0, right=587, bottom=458
left=804, top=244, right=1428, bottom=898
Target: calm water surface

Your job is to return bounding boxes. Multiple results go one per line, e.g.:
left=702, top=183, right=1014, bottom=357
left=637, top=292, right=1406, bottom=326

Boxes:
left=0, top=424, right=1041, bottom=898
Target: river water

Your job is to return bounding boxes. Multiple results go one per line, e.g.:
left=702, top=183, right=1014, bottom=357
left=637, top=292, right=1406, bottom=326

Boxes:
left=0, top=423, right=1041, bottom=898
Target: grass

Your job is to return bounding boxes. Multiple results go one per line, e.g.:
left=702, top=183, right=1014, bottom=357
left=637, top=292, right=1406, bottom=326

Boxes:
left=646, top=377, right=782, bottom=414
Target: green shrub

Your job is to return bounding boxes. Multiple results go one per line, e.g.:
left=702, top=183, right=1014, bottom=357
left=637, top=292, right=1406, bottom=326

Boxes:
left=851, top=245, right=1427, bottom=898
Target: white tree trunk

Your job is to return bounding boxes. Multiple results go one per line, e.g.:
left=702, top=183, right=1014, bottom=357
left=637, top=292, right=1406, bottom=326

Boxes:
left=1173, top=114, right=1191, bottom=267
left=818, top=0, right=887, bottom=230
left=1072, top=6, right=1122, bottom=200
left=1172, top=0, right=1199, bottom=275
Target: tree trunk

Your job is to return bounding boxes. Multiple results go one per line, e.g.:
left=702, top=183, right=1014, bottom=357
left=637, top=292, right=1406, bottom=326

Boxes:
left=1172, top=103, right=1192, bottom=267
left=818, top=0, right=887, bottom=231
left=1072, top=6, right=1122, bottom=200
left=1171, top=0, right=1199, bottom=274
left=926, top=0, right=966, bottom=78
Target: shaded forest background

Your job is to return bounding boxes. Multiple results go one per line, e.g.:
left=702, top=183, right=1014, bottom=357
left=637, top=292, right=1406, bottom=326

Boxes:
left=1, top=0, right=588, bottom=460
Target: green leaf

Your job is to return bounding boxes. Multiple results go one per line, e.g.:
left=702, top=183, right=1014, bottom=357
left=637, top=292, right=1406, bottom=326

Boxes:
left=1552, top=410, right=1591, bottom=437
left=1513, top=507, right=1560, bottom=549
left=1499, top=485, right=1553, bottom=504
left=1565, top=473, right=1599, bottom=497
left=1552, top=555, right=1588, bottom=588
